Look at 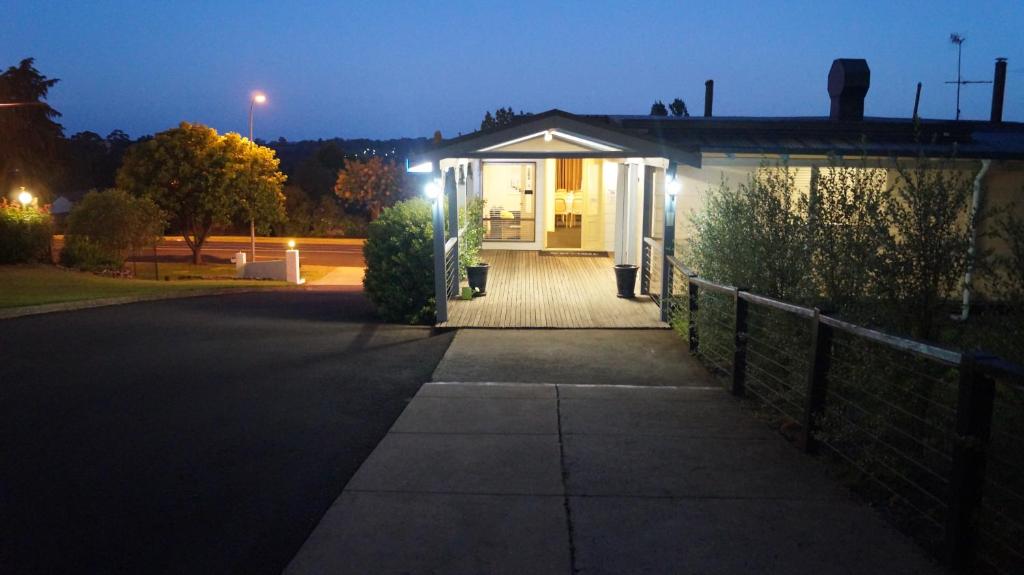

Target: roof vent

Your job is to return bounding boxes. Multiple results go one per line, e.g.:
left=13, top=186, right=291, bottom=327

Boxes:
left=828, top=59, right=870, bottom=121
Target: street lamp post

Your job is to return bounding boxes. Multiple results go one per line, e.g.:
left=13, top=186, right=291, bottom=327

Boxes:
left=247, top=92, right=267, bottom=261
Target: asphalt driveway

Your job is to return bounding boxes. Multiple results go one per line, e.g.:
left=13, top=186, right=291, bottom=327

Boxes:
left=0, top=291, right=453, bottom=574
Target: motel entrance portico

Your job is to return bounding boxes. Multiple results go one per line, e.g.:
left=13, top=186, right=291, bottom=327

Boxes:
left=411, top=110, right=699, bottom=328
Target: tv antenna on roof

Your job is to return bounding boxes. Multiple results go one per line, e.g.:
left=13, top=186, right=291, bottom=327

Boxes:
left=945, top=33, right=991, bottom=120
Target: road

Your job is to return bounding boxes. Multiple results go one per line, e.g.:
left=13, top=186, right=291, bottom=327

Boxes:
left=53, top=236, right=365, bottom=267
left=0, top=291, right=452, bottom=574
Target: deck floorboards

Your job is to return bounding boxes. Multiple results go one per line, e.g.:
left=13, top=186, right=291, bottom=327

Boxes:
left=438, top=250, right=667, bottom=329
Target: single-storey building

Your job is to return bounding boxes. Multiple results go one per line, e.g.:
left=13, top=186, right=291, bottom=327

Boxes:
left=412, top=58, right=1024, bottom=327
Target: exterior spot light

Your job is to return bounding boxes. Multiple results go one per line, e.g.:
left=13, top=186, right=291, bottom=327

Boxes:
left=424, top=179, right=441, bottom=200
left=407, top=161, right=433, bottom=173
left=17, top=188, right=33, bottom=207
left=287, top=239, right=296, bottom=249
left=666, top=177, right=682, bottom=197
left=544, top=130, right=553, bottom=142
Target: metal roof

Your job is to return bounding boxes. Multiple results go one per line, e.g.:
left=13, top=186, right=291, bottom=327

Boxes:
left=427, top=110, right=1024, bottom=163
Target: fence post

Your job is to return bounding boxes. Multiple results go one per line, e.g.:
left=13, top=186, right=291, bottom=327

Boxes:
left=945, top=352, right=996, bottom=570
left=640, top=242, right=650, bottom=295
left=800, top=309, right=833, bottom=453
left=445, top=167, right=459, bottom=298
left=431, top=178, right=448, bottom=324
left=731, top=289, right=749, bottom=397
left=660, top=187, right=677, bottom=322
left=687, top=278, right=699, bottom=353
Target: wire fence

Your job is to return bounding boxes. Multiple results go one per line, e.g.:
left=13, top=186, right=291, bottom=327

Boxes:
left=657, top=244, right=1024, bottom=574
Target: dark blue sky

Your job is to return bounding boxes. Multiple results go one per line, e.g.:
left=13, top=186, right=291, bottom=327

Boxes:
left=5, top=1, right=1022, bottom=141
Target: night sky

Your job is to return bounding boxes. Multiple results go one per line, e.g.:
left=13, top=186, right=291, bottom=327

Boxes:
left=5, top=1, right=1023, bottom=141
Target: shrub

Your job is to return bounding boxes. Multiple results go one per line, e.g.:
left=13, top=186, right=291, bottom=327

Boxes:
left=59, top=236, right=123, bottom=270
left=458, top=198, right=485, bottom=276
left=362, top=198, right=435, bottom=323
left=0, top=200, right=52, bottom=263
left=688, top=164, right=811, bottom=301
left=61, top=189, right=164, bottom=270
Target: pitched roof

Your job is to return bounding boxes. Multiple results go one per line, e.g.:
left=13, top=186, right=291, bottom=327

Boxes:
left=425, top=109, right=1024, bottom=163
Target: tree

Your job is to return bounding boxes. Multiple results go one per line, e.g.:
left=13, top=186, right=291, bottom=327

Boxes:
left=882, top=158, right=975, bottom=339
left=62, top=189, right=164, bottom=268
left=0, top=58, right=64, bottom=199
left=116, top=122, right=285, bottom=264
left=480, top=107, right=530, bottom=130
left=649, top=100, right=668, bottom=116
left=669, top=98, right=689, bottom=117
left=334, top=156, right=410, bottom=220
left=221, top=132, right=287, bottom=255
left=807, top=158, right=891, bottom=316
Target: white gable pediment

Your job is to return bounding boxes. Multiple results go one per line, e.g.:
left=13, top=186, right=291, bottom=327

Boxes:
left=478, top=130, right=621, bottom=154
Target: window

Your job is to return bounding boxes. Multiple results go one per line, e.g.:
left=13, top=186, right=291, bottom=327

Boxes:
left=481, top=162, right=536, bottom=242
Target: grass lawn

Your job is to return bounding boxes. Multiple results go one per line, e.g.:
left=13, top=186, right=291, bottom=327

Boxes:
left=0, top=264, right=333, bottom=310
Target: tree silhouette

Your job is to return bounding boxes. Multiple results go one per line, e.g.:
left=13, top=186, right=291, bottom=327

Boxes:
left=669, top=98, right=689, bottom=117
left=480, top=107, right=530, bottom=130
left=649, top=100, right=668, bottom=116
left=0, top=58, right=64, bottom=199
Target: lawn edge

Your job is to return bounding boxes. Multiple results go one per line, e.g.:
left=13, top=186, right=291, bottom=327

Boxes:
left=0, top=287, right=274, bottom=320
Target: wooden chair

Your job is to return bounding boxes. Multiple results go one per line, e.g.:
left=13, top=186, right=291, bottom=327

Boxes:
left=554, top=198, right=568, bottom=227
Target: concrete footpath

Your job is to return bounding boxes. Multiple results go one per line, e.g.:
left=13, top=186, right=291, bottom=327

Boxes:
left=285, top=330, right=938, bottom=574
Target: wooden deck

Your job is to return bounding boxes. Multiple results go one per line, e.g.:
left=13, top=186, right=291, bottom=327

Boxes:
left=438, top=250, right=667, bottom=329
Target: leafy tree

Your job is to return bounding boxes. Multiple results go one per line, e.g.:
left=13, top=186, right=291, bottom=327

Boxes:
left=649, top=100, right=668, bottom=116
left=808, top=158, right=891, bottom=315
left=669, top=98, right=689, bottom=117
left=293, top=141, right=346, bottom=199
left=0, top=58, right=64, bottom=199
left=882, top=158, right=976, bottom=339
left=689, top=165, right=810, bottom=301
left=61, top=189, right=164, bottom=268
left=334, top=156, right=410, bottom=220
left=221, top=132, right=287, bottom=241
left=116, top=122, right=285, bottom=264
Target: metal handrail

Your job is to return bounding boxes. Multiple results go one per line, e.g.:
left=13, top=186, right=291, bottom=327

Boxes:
left=819, top=315, right=963, bottom=367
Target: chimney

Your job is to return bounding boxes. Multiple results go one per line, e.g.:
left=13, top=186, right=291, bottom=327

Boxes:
left=704, top=80, right=714, bottom=117
left=991, top=57, right=1007, bottom=123
left=828, top=59, right=870, bottom=121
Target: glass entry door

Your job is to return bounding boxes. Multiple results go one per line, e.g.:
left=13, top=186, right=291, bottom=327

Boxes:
left=481, top=162, right=535, bottom=242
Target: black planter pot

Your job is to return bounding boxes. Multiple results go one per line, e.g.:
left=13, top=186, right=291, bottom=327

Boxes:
left=614, top=264, right=638, bottom=298
left=467, top=263, right=490, bottom=296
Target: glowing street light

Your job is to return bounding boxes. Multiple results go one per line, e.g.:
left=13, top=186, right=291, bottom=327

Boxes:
left=16, top=187, right=33, bottom=207
left=287, top=239, right=296, bottom=249
left=247, top=91, right=268, bottom=261
left=249, top=92, right=267, bottom=142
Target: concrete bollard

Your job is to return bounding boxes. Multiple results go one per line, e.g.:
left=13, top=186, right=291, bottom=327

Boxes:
left=234, top=251, right=247, bottom=277
left=285, top=249, right=303, bottom=284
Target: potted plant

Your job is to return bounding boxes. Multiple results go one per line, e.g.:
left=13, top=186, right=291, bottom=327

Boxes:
left=460, top=198, right=489, bottom=296
left=614, top=263, right=638, bottom=298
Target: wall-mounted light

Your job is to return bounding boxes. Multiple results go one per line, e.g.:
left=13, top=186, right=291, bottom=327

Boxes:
left=544, top=130, right=553, bottom=142
left=407, top=160, right=434, bottom=173
left=666, top=176, right=682, bottom=197
left=424, top=179, right=442, bottom=200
